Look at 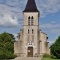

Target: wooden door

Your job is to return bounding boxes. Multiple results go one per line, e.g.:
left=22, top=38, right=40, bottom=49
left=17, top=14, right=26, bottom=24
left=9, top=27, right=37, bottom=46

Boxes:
left=28, top=47, right=33, bottom=57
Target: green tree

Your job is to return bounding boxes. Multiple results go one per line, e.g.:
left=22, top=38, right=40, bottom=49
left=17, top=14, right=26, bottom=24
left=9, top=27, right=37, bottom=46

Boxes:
left=50, top=36, right=60, bottom=59
left=0, top=32, right=16, bottom=59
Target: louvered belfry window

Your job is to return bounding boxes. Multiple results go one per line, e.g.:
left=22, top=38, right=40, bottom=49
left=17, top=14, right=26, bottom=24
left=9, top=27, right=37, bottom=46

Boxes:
left=31, top=16, right=34, bottom=25
left=28, top=16, right=30, bottom=25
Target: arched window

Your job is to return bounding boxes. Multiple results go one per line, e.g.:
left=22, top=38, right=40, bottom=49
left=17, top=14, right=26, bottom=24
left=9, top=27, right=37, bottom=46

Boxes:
left=32, top=29, right=34, bottom=34
left=28, top=29, right=29, bottom=34
left=28, top=16, right=30, bottom=25
left=28, top=16, right=30, bottom=19
left=31, top=16, right=33, bottom=19
left=31, top=16, right=34, bottom=25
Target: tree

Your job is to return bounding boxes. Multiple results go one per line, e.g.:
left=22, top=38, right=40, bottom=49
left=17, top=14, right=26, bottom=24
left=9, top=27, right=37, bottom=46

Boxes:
left=50, top=36, right=60, bottom=59
left=0, top=32, right=16, bottom=59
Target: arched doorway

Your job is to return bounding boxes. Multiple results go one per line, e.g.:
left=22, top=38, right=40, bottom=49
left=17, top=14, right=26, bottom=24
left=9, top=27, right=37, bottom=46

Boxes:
left=27, top=47, right=33, bottom=57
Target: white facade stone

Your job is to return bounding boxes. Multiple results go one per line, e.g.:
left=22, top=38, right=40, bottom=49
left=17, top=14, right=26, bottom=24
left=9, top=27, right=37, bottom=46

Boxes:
left=14, top=0, right=50, bottom=57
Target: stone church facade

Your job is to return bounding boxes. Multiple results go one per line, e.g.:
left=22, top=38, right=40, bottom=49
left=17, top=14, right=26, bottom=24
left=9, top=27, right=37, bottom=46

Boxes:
left=14, top=0, right=50, bottom=57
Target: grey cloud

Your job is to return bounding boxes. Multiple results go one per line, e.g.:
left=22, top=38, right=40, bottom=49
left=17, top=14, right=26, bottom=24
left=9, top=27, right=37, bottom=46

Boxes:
left=50, top=28, right=60, bottom=34
left=40, top=23, right=60, bottom=34
left=48, top=40, right=55, bottom=46
left=0, top=14, right=18, bottom=27
left=41, top=23, right=60, bottom=29
left=0, top=0, right=60, bottom=27
left=36, top=0, right=60, bottom=17
left=0, top=4, right=23, bottom=27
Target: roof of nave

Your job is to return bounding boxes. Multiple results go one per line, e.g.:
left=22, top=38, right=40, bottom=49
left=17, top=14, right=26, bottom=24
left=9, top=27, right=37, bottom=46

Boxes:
left=39, top=29, right=47, bottom=35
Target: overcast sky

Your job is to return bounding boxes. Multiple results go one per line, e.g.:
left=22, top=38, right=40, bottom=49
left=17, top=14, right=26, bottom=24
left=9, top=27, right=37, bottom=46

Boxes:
left=0, top=0, right=60, bottom=46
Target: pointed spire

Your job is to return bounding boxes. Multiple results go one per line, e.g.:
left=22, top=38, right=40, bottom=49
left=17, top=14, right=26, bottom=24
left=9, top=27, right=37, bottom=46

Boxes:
left=23, top=0, right=39, bottom=12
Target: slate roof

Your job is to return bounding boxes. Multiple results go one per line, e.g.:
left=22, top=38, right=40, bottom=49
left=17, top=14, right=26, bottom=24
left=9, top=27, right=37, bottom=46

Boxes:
left=23, top=0, right=39, bottom=12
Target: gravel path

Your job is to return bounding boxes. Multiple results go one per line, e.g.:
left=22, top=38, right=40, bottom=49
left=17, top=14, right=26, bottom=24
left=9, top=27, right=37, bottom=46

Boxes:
left=11, top=57, right=42, bottom=60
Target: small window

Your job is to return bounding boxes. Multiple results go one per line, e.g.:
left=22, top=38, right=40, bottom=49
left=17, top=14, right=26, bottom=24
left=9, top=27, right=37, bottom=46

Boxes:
left=28, top=16, right=30, bottom=19
left=28, top=29, right=29, bottom=34
left=32, top=29, right=34, bottom=34
left=31, top=16, right=33, bottom=19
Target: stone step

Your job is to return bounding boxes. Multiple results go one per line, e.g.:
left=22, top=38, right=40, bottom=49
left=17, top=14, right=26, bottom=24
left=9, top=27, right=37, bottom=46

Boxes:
left=12, top=57, right=42, bottom=60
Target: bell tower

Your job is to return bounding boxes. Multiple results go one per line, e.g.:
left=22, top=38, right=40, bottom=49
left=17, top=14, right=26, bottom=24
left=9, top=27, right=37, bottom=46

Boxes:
left=23, top=0, right=40, bottom=57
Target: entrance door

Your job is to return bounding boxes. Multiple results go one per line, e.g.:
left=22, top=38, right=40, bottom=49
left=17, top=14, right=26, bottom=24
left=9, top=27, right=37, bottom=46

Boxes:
left=28, top=47, right=33, bottom=57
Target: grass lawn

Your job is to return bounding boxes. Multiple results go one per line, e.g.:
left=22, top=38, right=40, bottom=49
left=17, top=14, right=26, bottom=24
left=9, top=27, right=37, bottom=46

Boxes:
left=42, top=57, right=60, bottom=60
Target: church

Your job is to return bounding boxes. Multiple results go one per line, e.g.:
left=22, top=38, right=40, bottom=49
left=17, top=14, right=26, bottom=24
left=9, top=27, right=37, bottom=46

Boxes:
left=14, top=0, right=50, bottom=57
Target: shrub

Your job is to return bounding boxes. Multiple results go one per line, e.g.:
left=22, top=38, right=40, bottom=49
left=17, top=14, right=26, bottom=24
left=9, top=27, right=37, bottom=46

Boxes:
left=50, top=36, right=60, bottom=59
left=0, top=32, right=16, bottom=59
left=0, top=49, right=16, bottom=59
left=51, top=54, right=57, bottom=59
left=43, top=54, right=51, bottom=58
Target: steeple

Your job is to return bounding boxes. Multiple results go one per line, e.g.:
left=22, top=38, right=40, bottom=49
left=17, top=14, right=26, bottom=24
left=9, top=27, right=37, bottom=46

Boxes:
left=23, top=0, right=39, bottom=12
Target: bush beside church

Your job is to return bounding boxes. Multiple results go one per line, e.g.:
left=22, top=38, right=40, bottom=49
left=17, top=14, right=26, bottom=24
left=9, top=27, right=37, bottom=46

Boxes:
left=0, top=32, right=16, bottom=59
